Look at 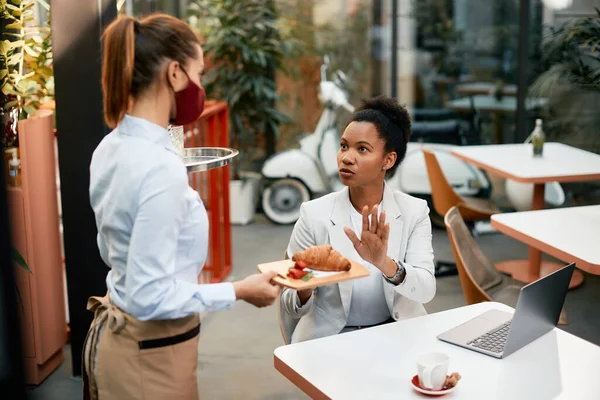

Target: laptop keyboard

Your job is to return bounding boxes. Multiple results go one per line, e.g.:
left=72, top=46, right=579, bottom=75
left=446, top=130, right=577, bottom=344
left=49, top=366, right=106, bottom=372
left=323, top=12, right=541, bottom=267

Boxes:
left=467, top=320, right=512, bottom=353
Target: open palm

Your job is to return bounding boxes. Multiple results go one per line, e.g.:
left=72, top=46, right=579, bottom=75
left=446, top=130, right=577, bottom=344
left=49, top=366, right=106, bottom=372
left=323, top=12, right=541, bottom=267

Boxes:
left=344, top=205, right=390, bottom=269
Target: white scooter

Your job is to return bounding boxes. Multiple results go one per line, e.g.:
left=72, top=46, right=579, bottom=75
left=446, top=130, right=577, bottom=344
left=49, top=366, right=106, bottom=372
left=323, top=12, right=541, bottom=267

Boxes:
left=261, top=56, right=350, bottom=224
left=260, top=57, right=492, bottom=225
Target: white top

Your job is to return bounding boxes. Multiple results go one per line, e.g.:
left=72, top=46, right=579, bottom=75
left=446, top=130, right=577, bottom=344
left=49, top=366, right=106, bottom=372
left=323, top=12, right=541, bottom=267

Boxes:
left=491, top=205, right=600, bottom=273
left=455, top=82, right=518, bottom=96
left=445, top=95, right=545, bottom=113
left=89, top=115, right=235, bottom=321
left=346, top=204, right=390, bottom=327
left=451, top=142, right=600, bottom=183
left=274, top=302, right=600, bottom=400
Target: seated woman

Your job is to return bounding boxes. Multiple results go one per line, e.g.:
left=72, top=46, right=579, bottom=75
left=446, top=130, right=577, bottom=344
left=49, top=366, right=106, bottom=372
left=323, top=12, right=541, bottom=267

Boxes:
left=280, top=96, right=436, bottom=344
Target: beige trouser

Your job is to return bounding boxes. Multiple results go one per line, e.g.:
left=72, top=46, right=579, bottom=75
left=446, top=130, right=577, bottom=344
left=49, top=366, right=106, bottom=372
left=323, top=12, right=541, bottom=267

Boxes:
left=82, top=294, right=200, bottom=400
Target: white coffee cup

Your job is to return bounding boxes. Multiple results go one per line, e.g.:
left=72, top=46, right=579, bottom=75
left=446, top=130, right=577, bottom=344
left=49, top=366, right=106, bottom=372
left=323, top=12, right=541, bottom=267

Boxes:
left=416, top=352, right=450, bottom=390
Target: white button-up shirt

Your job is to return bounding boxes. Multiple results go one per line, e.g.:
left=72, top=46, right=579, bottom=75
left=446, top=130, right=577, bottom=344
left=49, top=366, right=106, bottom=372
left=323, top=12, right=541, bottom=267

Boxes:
left=345, top=203, right=391, bottom=326
left=89, top=115, right=235, bottom=321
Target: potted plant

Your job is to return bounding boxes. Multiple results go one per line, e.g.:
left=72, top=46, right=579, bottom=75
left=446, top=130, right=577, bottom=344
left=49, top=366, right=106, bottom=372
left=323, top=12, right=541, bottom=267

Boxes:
left=2, top=0, right=65, bottom=385
left=2, top=0, right=51, bottom=267
left=1, top=0, right=53, bottom=118
left=187, top=0, right=296, bottom=224
left=528, top=8, right=600, bottom=154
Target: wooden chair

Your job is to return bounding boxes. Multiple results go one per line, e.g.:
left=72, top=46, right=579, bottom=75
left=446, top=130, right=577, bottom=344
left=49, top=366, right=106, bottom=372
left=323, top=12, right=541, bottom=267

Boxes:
left=444, top=207, right=567, bottom=324
left=423, top=148, right=500, bottom=222
left=444, top=206, right=522, bottom=306
left=423, top=148, right=500, bottom=276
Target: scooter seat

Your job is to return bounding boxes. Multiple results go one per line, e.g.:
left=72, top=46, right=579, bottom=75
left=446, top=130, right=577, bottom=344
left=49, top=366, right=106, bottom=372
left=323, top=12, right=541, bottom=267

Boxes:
left=411, top=120, right=461, bottom=145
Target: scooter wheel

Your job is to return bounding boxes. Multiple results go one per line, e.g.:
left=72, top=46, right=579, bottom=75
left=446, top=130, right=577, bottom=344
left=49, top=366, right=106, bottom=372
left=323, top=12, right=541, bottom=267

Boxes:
left=262, top=178, right=310, bottom=225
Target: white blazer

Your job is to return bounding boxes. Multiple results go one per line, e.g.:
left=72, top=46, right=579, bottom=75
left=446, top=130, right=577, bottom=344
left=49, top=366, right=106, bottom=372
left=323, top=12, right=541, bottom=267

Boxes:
left=280, top=184, right=436, bottom=344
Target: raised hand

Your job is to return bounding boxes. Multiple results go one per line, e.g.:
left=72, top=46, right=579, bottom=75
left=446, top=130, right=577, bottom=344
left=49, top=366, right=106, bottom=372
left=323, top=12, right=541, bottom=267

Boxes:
left=343, top=204, right=390, bottom=270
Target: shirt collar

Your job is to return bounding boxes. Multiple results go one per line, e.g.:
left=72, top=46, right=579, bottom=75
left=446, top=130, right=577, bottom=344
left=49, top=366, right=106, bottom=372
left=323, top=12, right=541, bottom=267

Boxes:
left=331, top=182, right=401, bottom=225
left=118, top=114, right=179, bottom=155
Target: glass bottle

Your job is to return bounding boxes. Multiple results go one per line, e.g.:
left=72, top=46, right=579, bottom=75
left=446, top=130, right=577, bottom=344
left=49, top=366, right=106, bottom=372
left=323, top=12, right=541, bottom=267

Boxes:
left=531, top=119, right=545, bottom=157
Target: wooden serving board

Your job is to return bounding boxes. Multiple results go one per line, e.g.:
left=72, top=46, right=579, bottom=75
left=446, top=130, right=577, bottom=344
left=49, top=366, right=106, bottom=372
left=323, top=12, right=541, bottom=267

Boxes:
left=257, top=259, right=370, bottom=290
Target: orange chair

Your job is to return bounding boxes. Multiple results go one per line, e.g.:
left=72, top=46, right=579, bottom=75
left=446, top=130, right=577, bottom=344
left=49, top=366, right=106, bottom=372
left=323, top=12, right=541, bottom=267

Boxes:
left=423, top=148, right=500, bottom=276
left=444, top=206, right=522, bottom=306
left=444, top=206, right=568, bottom=324
left=422, top=148, right=500, bottom=223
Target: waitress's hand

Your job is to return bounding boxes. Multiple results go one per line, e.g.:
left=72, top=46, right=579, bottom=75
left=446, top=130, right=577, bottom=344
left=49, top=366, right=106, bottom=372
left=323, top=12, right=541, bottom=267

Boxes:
left=344, top=205, right=390, bottom=269
left=233, top=271, right=281, bottom=308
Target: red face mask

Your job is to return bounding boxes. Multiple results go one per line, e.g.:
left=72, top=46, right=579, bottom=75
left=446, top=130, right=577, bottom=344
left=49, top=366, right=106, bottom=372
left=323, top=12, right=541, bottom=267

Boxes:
left=169, top=67, right=205, bottom=126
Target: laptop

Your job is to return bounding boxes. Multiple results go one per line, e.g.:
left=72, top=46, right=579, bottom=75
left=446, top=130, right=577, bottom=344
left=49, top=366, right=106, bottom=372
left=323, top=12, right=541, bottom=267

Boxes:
left=437, top=263, right=574, bottom=359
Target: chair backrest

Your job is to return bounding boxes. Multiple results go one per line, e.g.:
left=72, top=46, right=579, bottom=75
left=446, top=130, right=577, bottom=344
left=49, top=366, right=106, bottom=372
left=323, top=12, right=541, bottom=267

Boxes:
left=279, top=249, right=290, bottom=345
left=411, top=120, right=461, bottom=145
left=422, top=149, right=463, bottom=217
left=277, top=295, right=289, bottom=345
left=444, top=207, right=503, bottom=304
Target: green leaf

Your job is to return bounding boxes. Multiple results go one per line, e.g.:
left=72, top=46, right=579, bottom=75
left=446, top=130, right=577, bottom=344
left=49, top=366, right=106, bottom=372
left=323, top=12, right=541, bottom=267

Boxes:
left=8, top=54, right=22, bottom=65
left=9, top=40, right=24, bottom=49
left=11, top=247, right=31, bottom=274
left=0, top=40, right=11, bottom=53
left=5, top=100, right=18, bottom=108
left=3, top=32, right=25, bottom=39
left=301, top=271, right=314, bottom=282
left=23, top=104, right=36, bottom=116
left=23, top=45, right=39, bottom=57
left=5, top=22, right=22, bottom=30
left=2, top=82, right=15, bottom=95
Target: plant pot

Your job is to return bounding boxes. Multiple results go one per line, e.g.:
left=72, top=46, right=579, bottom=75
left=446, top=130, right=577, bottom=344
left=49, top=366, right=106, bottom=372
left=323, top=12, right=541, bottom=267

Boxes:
left=229, top=173, right=260, bottom=225
left=9, top=110, right=66, bottom=385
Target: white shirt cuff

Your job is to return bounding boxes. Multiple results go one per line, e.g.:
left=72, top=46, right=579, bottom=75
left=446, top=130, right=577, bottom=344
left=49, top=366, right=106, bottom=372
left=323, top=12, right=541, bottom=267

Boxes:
left=195, top=282, right=236, bottom=311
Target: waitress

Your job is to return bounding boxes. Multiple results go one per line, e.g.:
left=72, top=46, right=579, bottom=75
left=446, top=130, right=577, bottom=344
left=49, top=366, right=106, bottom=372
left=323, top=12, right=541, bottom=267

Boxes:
left=83, top=13, right=280, bottom=400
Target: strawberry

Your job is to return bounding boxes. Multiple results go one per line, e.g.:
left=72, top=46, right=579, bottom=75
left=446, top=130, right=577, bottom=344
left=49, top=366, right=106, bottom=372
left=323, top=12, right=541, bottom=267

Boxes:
left=294, top=260, right=308, bottom=270
left=287, top=267, right=307, bottom=279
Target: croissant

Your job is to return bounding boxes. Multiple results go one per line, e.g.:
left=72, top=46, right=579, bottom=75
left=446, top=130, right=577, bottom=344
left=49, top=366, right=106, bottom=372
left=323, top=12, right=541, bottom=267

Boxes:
left=292, top=245, right=351, bottom=272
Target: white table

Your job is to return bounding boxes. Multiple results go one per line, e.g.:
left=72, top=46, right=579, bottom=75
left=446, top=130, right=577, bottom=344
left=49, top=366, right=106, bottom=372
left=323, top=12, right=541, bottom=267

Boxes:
left=451, top=143, right=600, bottom=288
left=445, top=95, right=545, bottom=114
left=445, top=95, right=546, bottom=143
left=455, top=82, right=518, bottom=96
left=492, top=205, right=600, bottom=276
left=451, top=143, right=600, bottom=185
left=274, top=302, right=600, bottom=400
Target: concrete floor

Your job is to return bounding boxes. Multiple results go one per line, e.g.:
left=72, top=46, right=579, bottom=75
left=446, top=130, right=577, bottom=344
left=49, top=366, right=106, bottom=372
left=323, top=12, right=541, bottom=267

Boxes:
left=28, top=213, right=600, bottom=399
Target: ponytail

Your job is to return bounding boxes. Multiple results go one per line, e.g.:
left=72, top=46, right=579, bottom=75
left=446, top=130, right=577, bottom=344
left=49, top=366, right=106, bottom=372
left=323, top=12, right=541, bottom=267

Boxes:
left=101, top=16, right=136, bottom=129
left=101, top=13, right=200, bottom=128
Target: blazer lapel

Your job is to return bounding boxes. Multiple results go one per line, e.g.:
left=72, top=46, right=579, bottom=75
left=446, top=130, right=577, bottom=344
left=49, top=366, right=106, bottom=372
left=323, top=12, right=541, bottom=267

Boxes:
left=382, top=183, right=403, bottom=311
left=327, top=188, right=356, bottom=317
left=382, top=183, right=403, bottom=261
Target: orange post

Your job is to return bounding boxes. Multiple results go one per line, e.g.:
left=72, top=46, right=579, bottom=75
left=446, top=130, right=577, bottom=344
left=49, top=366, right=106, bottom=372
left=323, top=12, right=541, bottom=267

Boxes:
left=184, top=101, right=232, bottom=283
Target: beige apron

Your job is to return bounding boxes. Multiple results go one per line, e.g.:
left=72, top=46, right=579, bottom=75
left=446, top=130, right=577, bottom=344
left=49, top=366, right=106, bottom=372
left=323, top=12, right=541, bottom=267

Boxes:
left=82, top=294, right=200, bottom=400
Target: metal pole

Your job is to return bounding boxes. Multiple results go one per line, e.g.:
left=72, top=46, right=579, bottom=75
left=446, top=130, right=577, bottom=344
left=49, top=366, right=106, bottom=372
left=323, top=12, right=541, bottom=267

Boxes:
left=515, top=0, right=531, bottom=142
left=371, top=0, right=383, bottom=95
left=391, top=0, right=398, bottom=98
left=51, top=0, right=117, bottom=376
